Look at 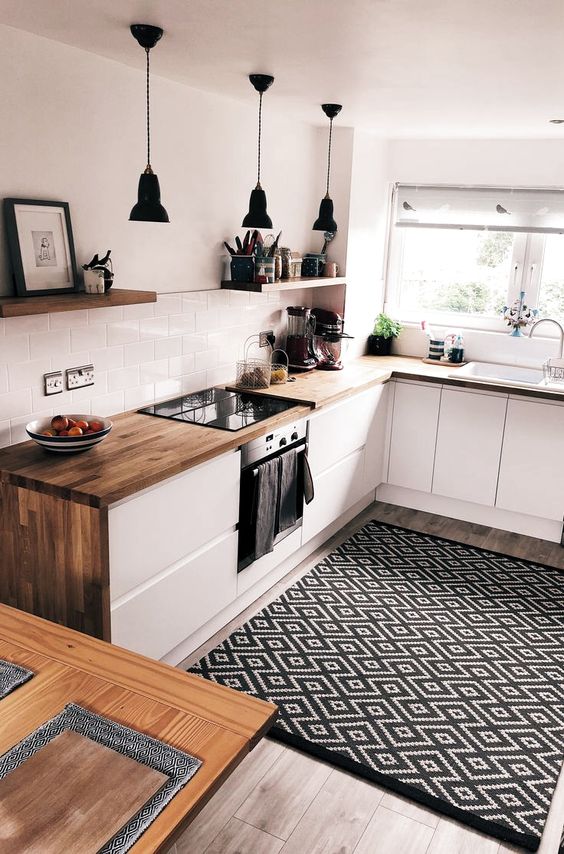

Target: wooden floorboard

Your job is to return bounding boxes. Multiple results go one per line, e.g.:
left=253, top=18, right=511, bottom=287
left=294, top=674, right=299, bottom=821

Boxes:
left=176, top=500, right=564, bottom=854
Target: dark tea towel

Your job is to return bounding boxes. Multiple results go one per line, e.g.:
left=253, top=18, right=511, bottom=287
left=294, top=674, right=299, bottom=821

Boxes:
left=254, top=456, right=281, bottom=560
left=277, top=448, right=298, bottom=533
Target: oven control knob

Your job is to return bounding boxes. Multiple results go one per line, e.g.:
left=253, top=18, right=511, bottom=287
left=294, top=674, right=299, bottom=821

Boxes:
left=291, top=431, right=298, bottom=441
left=279, top=437, right=287, bottom=447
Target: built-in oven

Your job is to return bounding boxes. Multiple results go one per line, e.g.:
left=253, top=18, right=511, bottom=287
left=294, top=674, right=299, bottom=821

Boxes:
left=238, top=418, right=309, bottom=572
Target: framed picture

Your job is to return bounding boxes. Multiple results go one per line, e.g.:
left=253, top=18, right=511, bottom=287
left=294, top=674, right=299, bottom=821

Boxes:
left=3, top=199, right=79, bottom=297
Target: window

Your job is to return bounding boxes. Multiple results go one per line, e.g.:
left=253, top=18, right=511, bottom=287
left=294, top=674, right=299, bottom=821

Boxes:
left=385, top=185, right=564, bottom=331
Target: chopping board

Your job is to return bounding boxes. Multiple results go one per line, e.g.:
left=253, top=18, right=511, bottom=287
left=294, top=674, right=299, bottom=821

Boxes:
left=0, top=729, right=168, bottom=853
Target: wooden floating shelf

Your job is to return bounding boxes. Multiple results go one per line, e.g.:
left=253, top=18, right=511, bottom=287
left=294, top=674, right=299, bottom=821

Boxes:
left=221, top=276, right=347, bottom=293
left=0, top=288, right=157, bottom=318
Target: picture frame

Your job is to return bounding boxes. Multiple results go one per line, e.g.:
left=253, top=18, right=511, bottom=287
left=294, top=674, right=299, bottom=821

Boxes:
left=3, top=198, right=79, bottom=297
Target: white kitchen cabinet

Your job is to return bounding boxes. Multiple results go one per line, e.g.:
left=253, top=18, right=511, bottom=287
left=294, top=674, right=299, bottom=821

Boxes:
left=496, top=396, right=564, bottom=521
left=387, top=381, right=441, bottom=493
left=432, top=387, right=507, bottom=506
left=302, top=447, right=365, bottom=543
left=111, top=530, right=238, bottom=660
left=307, top=385, right=385, bottom=477
left=109, top=450, right=240, bottom=600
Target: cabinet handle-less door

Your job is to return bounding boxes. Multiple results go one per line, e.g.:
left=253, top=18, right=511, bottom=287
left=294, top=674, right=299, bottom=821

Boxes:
left=433, top=388, right=507, bottom=506
left=387, top=382, right=441, bottom=493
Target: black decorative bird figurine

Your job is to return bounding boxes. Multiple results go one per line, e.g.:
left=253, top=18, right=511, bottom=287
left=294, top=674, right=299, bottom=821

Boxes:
left=496, top=204, right=510, bottom=215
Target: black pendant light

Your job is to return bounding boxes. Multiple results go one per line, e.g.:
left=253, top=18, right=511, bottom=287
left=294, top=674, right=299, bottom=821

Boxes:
left=242, top=74, right=274, bottom=229
left=129, top=24, right=169, bottom=223
left=313, top=103, right=342, bottom=232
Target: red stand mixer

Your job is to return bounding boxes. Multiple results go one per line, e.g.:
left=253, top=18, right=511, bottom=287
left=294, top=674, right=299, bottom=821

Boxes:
left=311, top=308, right=353, bottom=370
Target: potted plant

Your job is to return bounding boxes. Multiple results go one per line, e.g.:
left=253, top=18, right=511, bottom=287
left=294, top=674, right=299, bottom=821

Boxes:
left=368, top=313, right=402, bottom=356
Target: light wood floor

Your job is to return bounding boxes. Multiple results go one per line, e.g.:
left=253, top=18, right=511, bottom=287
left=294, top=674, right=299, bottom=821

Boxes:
left=172, top=502, right=564, bottom=854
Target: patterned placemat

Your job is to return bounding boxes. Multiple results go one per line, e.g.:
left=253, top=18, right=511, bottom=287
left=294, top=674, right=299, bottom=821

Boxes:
left=190, top=520, right=564, bottom=852
left=0, top=659, right=33, bottom=699
left=0, top=703, right=202, bottom=853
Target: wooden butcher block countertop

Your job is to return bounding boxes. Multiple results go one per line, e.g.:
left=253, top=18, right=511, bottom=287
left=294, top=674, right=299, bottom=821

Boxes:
left=0, top=604, right=277, bottom=854
left=2, top=356, right=563, bottom=509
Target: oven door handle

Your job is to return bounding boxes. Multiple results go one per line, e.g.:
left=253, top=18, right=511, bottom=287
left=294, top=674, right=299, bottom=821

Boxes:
left=250, top=444, right=306, bottom=478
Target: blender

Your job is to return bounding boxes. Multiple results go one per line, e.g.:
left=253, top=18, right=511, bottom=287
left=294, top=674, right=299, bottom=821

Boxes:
left=285, top=306, right=317, bottom=371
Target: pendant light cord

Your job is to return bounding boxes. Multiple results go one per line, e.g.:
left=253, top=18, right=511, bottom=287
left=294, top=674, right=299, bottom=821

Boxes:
left=256, top=91, right=263, bottom=188
left=326, top=117, right=333, bottom=196
left=145, top=47, right=151, bottom=171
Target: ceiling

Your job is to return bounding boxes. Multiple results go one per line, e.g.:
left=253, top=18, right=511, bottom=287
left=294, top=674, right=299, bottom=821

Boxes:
left=1, top=0, right=564, bottom=138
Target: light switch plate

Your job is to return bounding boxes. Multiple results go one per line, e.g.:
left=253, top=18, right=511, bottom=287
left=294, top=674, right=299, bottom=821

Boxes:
left=66, top=364, right=94, bottom=389
left=44, top=370, right=63, bottom=396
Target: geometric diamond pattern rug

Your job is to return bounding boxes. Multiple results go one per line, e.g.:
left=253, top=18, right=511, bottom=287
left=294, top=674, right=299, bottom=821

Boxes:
left=189, top=521, right=564, bottom=852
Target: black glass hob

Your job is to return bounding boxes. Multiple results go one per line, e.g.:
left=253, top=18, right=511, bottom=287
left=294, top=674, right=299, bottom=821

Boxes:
left=138, top=387, right=295, bottom=432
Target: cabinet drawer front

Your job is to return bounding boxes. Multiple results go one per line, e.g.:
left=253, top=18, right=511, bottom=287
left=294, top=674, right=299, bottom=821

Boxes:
left=307, top=385, right=384, bottom=476
left=302, top=447, right=365, bottom=543
left=497, top=398, right=564, bottom=521
left=387, top=382, right=441, bottom=493
left=433, top=388, right=507, bottom=506
left=111, top=530, right=238, bottom=660
left=109, top=450, right=240, bottom=600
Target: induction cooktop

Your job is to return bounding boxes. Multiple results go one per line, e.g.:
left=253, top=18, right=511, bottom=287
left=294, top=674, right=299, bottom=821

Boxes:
left=138, top=387, right=296, bottom=432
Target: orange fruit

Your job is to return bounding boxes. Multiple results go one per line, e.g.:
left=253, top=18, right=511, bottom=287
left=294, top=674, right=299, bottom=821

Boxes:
left=89, top=421, right=104, bottom=433
left=68, top=426, right=83, bottom=436
left=75, top=419, right=89, bottom=430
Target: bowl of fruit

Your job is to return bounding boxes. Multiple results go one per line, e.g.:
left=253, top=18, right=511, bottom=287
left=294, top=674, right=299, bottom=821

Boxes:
left=26, top=414, right=112, bottom=453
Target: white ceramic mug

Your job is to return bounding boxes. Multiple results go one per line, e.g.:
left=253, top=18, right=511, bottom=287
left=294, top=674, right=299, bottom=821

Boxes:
left=84, top=269, right=105, bottom=294
left=324, top=262, right=339, bottom=277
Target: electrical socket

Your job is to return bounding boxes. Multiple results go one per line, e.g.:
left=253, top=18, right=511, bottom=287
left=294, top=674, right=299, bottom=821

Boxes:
left=259, top=330, right=274, bottom=348
left=66, top=364, right=94, bottom=389
left=44, top=371, right=63, bottom=396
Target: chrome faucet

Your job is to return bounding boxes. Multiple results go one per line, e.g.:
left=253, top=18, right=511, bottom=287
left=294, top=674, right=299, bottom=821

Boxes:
left=528, top=318, right=564, bottom=359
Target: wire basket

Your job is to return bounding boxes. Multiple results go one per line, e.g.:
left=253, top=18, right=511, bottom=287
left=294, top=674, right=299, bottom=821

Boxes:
left=542, top=357, right=564, bottom=385
left=236, top=335, right=271, bottom=389
left=270, top=349, right=289, bottom=384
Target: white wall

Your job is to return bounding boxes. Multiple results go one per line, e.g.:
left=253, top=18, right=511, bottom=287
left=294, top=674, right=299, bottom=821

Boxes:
left=0, top=24, right=323, bottom=296
left=386, top=138, right=564, bottom=363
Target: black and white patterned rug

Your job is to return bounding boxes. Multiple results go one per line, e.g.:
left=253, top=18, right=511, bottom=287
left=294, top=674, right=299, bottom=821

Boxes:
left=190, top=520, right=564, bottom=851
left=0, top=703, right=201, bottom=853
left=0, top=659, right=33, bottom=699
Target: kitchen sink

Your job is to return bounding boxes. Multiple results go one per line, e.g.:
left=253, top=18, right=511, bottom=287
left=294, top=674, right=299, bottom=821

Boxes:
left=450, top=361, right=546, bottom=388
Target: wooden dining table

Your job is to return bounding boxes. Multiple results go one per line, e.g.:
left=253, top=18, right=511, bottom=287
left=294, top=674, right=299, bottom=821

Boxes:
left=0, top=604, right=277, bottom=853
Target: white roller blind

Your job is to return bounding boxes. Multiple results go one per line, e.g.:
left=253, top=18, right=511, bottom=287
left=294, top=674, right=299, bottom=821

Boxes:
left=394, top=184, right=564, bottom=233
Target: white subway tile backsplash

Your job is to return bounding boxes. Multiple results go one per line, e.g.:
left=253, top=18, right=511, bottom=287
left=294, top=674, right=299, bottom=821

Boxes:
left=8, top=359, right=46, bottom=392
left=107, top=320, right=139, bottom=346
left=155, top=336, right=181, bottom=359
left=122, top=303, right=155, bottom=320
left=139, top=358, right=169, bottom=384
left=71, top=324, right=106, bottom=352
left=168, top=354, right=195, bottom=377
left=139, top=316, right=169, bottom=340
left=154, top=294, right=182, bottom=317
left=88, top=390, right=125, bottom=417
left=4, top=314, right=49, bottom=335
left=194, top=349, right=219, bottom=372
left=0, top=389, right=32, bottom=419
left=182, top=333, right=208, bottom=354
left=124, top=340, right=154, bottom=366
left=0, top=335, right=30, bottom=367
left=108, top=365, right=140, bottom=392
left=90, top=346, right=124, bottom=371
left=87, top=306, right=124, bottom=324
left=169, top=314, right=196, bottom=336
left=49, top=310, right=88, bottom=329
left=30, top=329, right=70, bottom=360
left=1, top=289, right=291, bottom=446
left=124, top=383, right=155, bottom=410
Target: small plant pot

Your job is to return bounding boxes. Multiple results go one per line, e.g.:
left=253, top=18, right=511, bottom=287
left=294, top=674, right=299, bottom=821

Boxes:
left=368, top=335, right=393, bottom=356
